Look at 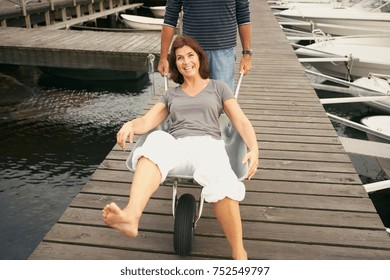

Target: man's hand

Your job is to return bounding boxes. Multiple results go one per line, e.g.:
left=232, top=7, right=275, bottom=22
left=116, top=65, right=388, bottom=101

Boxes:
left=240, top=54, right=252, bottom=76
left=158, top=58, right=169, bottom=77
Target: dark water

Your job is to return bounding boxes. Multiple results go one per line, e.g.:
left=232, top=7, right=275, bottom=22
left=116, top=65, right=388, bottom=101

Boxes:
left=0, top=65, right=162, bottom=259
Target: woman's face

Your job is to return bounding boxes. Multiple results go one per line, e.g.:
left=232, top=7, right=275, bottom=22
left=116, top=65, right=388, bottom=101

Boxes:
left=175, top=45, right=200, bottom=78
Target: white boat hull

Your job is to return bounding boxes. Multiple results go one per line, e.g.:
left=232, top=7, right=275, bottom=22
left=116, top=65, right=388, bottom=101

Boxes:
left=279, top=7, right=390, bottom=36
left=353, top=75, right=390, bottom=113
left=361, top=115, right=390, bottom=177
left=296, top=35, right=390, bottom=79
left=148, top=6, right=166, bottom=18
left=121, top=14, right=164, bottom=30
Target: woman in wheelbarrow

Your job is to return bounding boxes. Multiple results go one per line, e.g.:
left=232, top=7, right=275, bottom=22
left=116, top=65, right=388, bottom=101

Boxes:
left=103, top=35, right=259, bottom=260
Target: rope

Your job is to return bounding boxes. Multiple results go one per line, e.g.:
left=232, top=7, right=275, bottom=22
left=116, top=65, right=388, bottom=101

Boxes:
left=344, top=55, right=354, bottom=82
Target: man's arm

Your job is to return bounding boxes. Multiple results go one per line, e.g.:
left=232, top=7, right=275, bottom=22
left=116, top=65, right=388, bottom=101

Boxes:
left=238, top=23, right=252, bottom=75
left=158, top=25, right=176, bottom=76
left=158, top=0, right=182, bottom=76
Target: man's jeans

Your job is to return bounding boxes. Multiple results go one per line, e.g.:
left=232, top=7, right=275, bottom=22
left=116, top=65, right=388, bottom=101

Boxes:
left=205, top=47, right=236, bottom=91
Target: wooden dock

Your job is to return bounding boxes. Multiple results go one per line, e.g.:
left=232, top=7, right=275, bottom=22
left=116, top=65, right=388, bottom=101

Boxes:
left=28, top=1, right=390, bottom=259
left=0, top=0, right=162, bottom=72
left=0, top=27, right=161, bottom=72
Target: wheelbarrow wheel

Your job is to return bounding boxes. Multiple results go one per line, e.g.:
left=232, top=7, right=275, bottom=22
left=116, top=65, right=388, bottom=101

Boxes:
left=173, top=193, right=196, bottom=256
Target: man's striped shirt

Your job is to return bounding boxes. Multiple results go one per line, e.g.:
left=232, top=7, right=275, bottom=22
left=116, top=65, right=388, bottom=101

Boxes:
left=164, top=0, right=251, bottom=50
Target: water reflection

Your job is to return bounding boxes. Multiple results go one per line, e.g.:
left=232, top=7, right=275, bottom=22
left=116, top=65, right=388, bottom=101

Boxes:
left=0, top=65, right=161, bottom=259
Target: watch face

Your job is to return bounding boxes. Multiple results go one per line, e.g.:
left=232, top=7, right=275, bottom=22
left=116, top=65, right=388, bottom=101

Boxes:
left=243, top=50, right=252, bottom=55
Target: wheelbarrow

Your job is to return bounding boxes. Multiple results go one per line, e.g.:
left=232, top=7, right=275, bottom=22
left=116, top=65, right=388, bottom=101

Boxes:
left=126, top=73, right=248, bottom=256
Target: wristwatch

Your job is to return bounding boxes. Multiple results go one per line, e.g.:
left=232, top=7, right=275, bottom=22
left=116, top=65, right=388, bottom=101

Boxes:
left=242, top=49, right=253, bottom=56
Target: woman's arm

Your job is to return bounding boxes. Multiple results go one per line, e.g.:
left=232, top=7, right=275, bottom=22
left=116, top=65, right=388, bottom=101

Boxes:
left=223, top=98, right=259, bottom=179
left=116, top=102, right=169, bottom=151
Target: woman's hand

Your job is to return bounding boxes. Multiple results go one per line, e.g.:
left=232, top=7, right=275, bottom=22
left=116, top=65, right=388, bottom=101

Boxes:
left=116, top=121, right=134, bottom=151
left=242, top=148, right=259, bottom=180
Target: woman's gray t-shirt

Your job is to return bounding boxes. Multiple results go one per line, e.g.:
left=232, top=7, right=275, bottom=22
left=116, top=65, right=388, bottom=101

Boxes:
left=159, top=79, right=234, bottom=140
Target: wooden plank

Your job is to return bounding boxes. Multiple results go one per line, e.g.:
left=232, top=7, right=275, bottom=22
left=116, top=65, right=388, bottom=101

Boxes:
left=64, top=200, right=385, bottom=230
left=254, top=127, right=339, bottom=136
left=82, top=179, right=368, bottom=198
left=245, top=114, right=331, bottom=123
left=118, top=141, right=346, bottom=154
left=76, top=180, right=370, bottom=213
left=99, top=157, right=357, bottom=174
left=29, top=242, right=206, bottom=260
left=78, top=195, right=382, bottom=237
left=259, top=150, right=351, bottom=162
left=256, top=134, right=341, bottom=144
left=89, top=165, right=362, bottom=186
left=57, top=208, right=390, bottom=250
left=246, top=108, right=330, bottom=117
left=35, top=223, right=390, bottom=260
left=250, top=120, right=335, bottom=130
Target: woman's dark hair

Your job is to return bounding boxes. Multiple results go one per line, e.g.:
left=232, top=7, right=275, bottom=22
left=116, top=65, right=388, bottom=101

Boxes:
left=169, top=35, right=210, bottom=84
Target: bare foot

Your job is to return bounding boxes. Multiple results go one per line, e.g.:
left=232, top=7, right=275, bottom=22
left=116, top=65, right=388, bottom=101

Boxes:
left=102, top=202, right=139, bottom=238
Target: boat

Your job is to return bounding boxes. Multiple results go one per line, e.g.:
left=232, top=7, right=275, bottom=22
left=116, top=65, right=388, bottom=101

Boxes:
left=295, top=34, right=390, bottom=79
left=271, top=0, right=345, bottom=12
left=142, top=5, right=166, bottom=18
left=352, top=73, right=390, bottom=112
left=353, top=74, right=390, bottom=95
left=278, top=1, right=390, bottom=36
left=361, top=115, right=390, bottom=177
left=305, top=67, right=390, bottom=113
left=120, top=14, right=164, bottom=30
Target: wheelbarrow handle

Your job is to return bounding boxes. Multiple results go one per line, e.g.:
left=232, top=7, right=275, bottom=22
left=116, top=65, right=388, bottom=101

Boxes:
left=164, top=75, right=168, bottom=91
left=234, top=72, right=244, bottom=99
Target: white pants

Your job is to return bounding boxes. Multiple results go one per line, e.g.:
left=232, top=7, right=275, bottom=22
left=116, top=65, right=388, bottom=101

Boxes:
left=129, top=130, right=245, bottom=203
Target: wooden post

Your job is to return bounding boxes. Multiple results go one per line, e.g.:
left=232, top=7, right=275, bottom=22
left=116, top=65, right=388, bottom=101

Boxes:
left=76, top=5, right=81, bottom=17
left=25, top=15, right=31, bottom=28
left=73, top=0, right=81, bottom=17
left=20, top=0, right=27, bottom=16
left=19, top=0, right=31, bottom=28
left=88, top=3, right=94, bottom=15
left=1, top=20, right=7, bottom=28
left=45, top=11, right=51, bottom=26
left=61, top=8, right=67, bottom=22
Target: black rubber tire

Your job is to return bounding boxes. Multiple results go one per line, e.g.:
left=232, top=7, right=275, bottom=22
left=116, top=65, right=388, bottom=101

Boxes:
left=173, top=193, right=196, bottom=256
